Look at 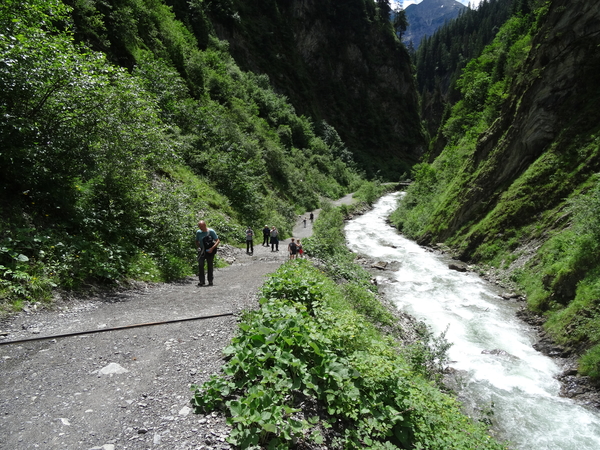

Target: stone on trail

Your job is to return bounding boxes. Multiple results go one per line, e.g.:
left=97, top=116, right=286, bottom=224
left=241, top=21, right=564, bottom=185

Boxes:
left=99, top=362, right=129, bottom=375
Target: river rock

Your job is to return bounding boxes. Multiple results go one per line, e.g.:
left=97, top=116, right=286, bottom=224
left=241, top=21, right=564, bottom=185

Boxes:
left=481, top=349, right=518, bottom=359
left=387, top=261, right=402, bottom=271
left=533, top=334, right=569, bottom=357
left=371, top=261, right=388, bottom=270
left=448, top=262, right=468, bottom=272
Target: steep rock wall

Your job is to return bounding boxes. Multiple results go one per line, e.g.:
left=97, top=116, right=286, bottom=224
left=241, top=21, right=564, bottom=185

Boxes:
left=209, top=0, right=426, bottom=179
left=431, top=0, right=600, bottom=253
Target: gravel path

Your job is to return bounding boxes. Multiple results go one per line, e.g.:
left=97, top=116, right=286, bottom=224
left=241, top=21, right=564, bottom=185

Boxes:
left=0, top=196, right=357, bottom=450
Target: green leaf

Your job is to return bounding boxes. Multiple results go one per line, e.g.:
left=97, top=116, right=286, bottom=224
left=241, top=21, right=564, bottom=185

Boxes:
left=262, top=422, right=277, bottom=433
left=223, top=345, right=237, bottom=355
left=308, top=340, right=323, bottom=355
left=227, top=400, right=243, bottom=417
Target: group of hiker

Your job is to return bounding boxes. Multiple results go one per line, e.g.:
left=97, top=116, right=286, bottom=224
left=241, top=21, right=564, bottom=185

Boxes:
left=251, top=225, right=303, bottom=259
left=195, top=213, right=313, bottom=287
left=242, top=225, right=280, bottom=253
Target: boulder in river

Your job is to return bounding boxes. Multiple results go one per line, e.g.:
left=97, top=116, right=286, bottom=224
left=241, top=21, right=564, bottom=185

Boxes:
left=481, top=349, right=518, bottom=360
left=448, top=262, right=468, bottom=272
left=371, top=261, right=388, bottom=270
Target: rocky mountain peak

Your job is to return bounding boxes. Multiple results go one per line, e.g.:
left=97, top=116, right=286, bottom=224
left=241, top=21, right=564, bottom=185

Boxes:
left=403, top=0, right=466, bottom=47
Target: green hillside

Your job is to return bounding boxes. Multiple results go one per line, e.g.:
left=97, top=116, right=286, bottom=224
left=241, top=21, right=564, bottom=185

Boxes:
left=0, top=0, right=373, bottom=307
left=392, top=0, right=600, bottom=378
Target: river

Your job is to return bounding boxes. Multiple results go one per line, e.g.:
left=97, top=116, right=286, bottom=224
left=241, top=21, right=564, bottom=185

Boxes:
left=344, top=193, right=600, bottom=450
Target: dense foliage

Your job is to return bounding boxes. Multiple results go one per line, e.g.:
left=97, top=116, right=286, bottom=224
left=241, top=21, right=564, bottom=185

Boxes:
left=192, top=204, right=506, bottom=449
left=0, top=0, right=363, bottom=310
left=414, top=0, right=522, bottom=140
left=392, top=0, right=600, bottom=379
left=391, top=8, right=538, bottom=237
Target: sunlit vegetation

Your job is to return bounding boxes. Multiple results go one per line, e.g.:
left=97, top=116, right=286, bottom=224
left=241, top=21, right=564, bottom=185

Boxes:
left=0, top=0, right=363, bottom=310
left=414, top=0, right=519, bottom=139
left=202, top=0, right=425, bottom=179
left=392, top=0, right=600, bottom=379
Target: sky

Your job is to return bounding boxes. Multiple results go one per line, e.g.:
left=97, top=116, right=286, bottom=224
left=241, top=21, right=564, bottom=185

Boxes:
left=392, top=0, right=483, bottom=8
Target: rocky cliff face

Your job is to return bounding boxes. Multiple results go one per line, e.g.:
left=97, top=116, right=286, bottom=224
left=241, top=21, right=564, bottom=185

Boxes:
left=209, top=0, right=426, bottom=179
left=432, top=0, right=600, bottom=253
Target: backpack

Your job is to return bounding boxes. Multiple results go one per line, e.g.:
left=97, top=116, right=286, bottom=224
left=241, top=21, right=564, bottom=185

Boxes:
left=202, top=232, right=217, bottom=255
left=289, top=242, right=297, bottom=252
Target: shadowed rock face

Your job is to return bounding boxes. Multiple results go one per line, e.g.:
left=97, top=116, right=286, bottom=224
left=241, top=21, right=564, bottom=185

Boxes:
left=428, top=0, right=600, bottom=249
left=209, top=0, right=426, bottom=178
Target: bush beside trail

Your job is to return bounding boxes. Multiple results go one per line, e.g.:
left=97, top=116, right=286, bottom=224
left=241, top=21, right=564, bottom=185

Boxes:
left=191, top=203, right=507, bottom=450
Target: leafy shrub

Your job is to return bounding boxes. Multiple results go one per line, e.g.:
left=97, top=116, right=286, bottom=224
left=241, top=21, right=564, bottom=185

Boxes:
left=191, top=261, right=506, bottom=450
left=353, top=180, right=384, bottom=205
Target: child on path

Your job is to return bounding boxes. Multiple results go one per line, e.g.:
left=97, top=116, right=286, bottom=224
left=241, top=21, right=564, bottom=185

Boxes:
left=297, top=240, right=303, bottom=258
left=288, top=238, right=298, bottom=259
left=246, top=226, right=254, bottom=254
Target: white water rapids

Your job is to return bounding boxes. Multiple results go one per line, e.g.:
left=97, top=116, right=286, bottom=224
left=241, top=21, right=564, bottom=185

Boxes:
left=344, top=193, right=600, bottom=449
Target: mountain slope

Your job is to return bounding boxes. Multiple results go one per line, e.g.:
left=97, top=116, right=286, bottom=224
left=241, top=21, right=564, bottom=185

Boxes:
left=202, top=0, right=426, bottom=179
left=392, top=0, right=600, bottom=377
left=414, top=0, right=514, bottom=143
left=403, top=0, right=466, bottom=48
left=0, top=0, right=367, bottom=302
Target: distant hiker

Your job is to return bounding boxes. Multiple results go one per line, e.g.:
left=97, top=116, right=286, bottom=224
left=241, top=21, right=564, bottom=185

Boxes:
left=297, top=240, right=303, bottom=258
left=303, top=217, right=307, bottom=228
left=246, top=226, right=254, bottom=254
left=262, top=225, right=270, bottom=246
left=196, top=220, right=220, bottom=287
left=288, top=238, right=298, bottom=259
left=309, top=212, right=314, bottom=223
left=270, top=226, right=279, bottom=252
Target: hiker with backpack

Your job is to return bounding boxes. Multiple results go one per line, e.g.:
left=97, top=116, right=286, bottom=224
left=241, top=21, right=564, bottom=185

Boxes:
left=196, top=220, right=220, bottom=287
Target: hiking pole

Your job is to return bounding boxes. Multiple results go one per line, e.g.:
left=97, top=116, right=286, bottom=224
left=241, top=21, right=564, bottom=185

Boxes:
left=0, top=311, right=234, bottom=346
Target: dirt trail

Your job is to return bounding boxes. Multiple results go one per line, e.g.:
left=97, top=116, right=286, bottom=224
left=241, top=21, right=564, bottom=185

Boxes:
left=0, top=195, right=356, bottom=450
